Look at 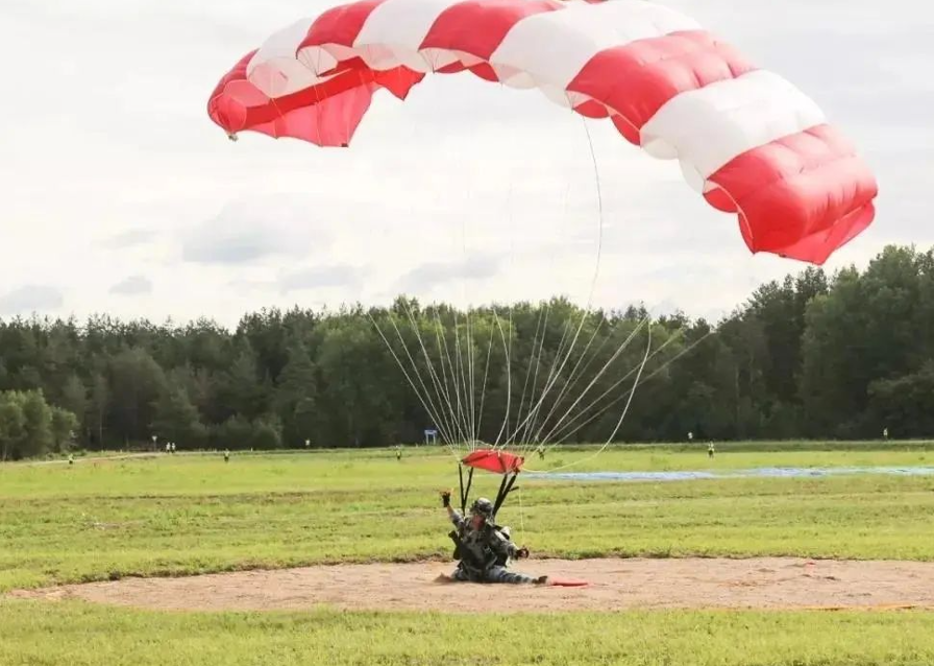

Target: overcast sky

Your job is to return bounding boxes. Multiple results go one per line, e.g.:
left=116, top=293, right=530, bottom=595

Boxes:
left=1, top=0, right=930, bottom=328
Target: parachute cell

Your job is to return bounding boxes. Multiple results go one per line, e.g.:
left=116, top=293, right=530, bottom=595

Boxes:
left=207, top=0, right=878, bottom=265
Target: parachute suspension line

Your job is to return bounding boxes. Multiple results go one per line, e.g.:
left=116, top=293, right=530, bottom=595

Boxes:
left=513, top=177, right=579, bottom=452
left=460, top=309, right=474, bottom=450
left=460, top=210, right=478, bottom=450
left=529, top=313, right=620, bottom=447
left=516, top=473, right=526, bottom=540
left=510, top=303, right=568, bottom=446
left=541, top=323, right=681, bottom=447
left=539, top=325, right=667, bottom=446
left=403, top=307, right=465, bottom=450
left=427, top=310, right=457, bottom=440
left=503, top=309, right=573, bottom=450
left=521, top=305, right=598, bottom=449
left=391, top=301, right=465, bottom=451
left=386, top=310, right=463, bottom=460
left=526, top=118, right=610, bottom=443
left=426, top=306, right=474, bottom=447
left=581, top=116, right=605, bottom=308
left=429, top=307, right=471, bottom=446
left=366, top=311, right=459, bottom=461
left=458, top=463, right=475, bottom=514
left=545, top=327, right=714, bottom=448
left=474, top=322, right=496, bottom=446
left=469, top=307, right=478, bottom=447
left=530, top=315, right=649, bottom=448
left=452, top=188, right=467, bottom=449
left=534, top=323, right=654, bottom=473
left=520, top=305, right=556, bottom=446
left=510, top=307, right=567, bottom=449
left=459, top=306, right=477, bottom=450
left=494, top=180, right=517, bottom=450
left=368, top=312, right=449, bottom=447
left=521, top=115, right=623, bottom=455
left=506, top=304, right=516, bottom=443
left=491, top=306, right=514, bottom=448
left=453, top=196, right=474, bottom=447
left=452, top=311, right=467, bottom=448
left=499, top=116, right=608, bottom=455
left=509, top=303, right=550, bottom=449
left=391, top=302, right=454, bottom=449
left=500, top=309, right=588, bottom=453
left=517, top=310, right=607, bottom=453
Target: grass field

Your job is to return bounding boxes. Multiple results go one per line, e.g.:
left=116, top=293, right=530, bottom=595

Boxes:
left=3, top=600, right=934, bottom=666
left=3, top=442, right=934, bottom=665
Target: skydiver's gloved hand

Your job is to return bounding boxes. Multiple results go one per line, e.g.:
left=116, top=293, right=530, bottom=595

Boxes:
left=441, top=490, right=451, bottom=508
left=517, top=547, right=530, bottom=559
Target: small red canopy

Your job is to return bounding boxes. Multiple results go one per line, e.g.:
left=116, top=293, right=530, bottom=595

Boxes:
left=461, top=449, right=524, bottom=475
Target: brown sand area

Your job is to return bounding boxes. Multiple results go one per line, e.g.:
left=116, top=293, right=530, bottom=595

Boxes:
left=11, top=557, right=934, bottom=613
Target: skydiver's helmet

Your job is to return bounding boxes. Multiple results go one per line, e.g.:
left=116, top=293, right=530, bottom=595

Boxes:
left=470, top=497, right=494, bottom=519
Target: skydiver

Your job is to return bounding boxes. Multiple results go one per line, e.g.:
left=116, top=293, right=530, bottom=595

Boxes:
left=437, top=491, right=547, bottom=585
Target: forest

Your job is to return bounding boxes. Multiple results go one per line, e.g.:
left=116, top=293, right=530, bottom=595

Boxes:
left=1, top=244, right=931, bottom=459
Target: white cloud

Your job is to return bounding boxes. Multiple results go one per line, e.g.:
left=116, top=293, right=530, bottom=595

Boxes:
left=180, top=196, right=335, bottom=265
left=110, top=275, right=153, bottom=296
left=396, top=254, right=504, bottom=294
left=103, top=229, right=159, bottom=250
left=278, top=265, right=365, bottom=293
left=0, top=285, right=64, bottom=315
left=0, top=0, right=928, bottom=328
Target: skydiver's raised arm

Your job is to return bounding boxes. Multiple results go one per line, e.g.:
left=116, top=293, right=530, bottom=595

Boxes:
left=441, top=490, right=464, bottom=528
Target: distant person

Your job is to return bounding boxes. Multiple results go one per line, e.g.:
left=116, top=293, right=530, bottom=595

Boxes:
left=708, top=442, right=715, bottom=459
left=68, top=454, right=74, bottom=465
left=396, top=446, right=402, bottom=461
left=883, top=427, right=889, bottom=440
left=224, top=449, right=230, bottom=463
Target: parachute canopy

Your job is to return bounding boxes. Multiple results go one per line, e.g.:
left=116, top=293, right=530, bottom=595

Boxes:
left=208, top=0, right=878, bottom=265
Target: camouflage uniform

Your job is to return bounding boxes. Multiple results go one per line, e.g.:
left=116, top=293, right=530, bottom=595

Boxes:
left=448, top=500, right=537, bottom=584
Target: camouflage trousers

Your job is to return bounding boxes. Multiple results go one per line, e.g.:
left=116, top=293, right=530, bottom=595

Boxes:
left=452, top=565, right=536, bottom=584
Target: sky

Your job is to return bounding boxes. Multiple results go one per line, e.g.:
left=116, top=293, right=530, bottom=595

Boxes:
left=1, top=0, right=931, bottom=329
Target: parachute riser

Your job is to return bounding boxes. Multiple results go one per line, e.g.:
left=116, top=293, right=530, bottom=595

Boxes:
left=492, top=471, right=519, bottom=520
left=458, top=464, right=475, bottom=515
left=458, top=462, right=516, bottom=521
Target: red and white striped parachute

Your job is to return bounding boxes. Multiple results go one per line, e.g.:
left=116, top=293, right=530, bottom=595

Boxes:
left=208, top=0, right=878, bottom=265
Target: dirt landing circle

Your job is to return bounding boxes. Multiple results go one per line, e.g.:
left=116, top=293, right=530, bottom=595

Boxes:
left=11, top=558, right=934, bottom=613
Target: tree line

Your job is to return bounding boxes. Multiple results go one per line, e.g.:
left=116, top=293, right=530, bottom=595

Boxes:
left=0, top=244, right=931, bottom=459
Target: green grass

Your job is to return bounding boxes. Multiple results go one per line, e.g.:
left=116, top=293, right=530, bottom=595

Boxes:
left=2, top=446, right=934, bottom=591
left=5, top=443, right=934, bottom=497
left=4, top=443, right=934, bottom=665
left=2, top=598, right=934, bottom=666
